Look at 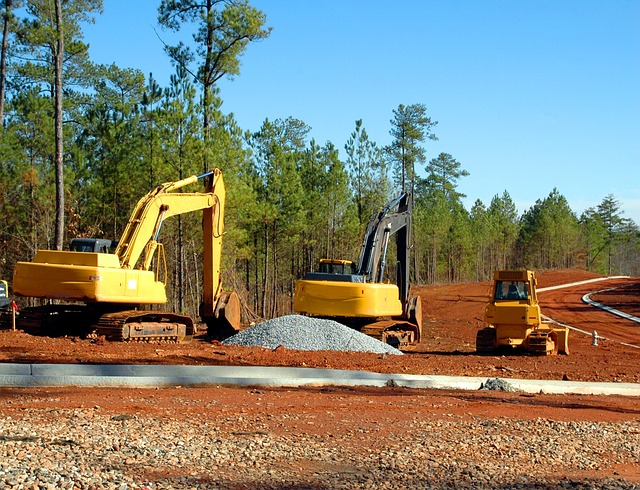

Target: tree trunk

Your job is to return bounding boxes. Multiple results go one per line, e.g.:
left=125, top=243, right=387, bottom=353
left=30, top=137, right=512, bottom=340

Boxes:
left=201, top=0, right=214, bottom=174
left=0, top=0, right=12, bottom=128
left=254, top=232, right=259, bottom=313
left=271, top=222, right=278, bottom=318
left=53, top=0, right=65, bottom=250
left=261, top=222, right=269, bottom=318
left=178, top=215, right=184, bottom=312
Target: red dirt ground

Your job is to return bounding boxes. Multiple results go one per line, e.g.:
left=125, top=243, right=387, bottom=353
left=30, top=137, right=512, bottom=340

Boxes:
left=0, top=269, right=639, bottom=448
left=0, top=269, right=638, bottom=383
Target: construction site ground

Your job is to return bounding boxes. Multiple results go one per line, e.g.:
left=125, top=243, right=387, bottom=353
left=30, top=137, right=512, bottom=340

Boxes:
left=1, top=269, right=639, bottom=487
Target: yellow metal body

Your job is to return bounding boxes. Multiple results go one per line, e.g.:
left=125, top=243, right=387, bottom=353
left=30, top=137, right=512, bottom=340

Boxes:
left=293, top=279, right=403, bottom=318
left=13, top=251, right=166, bottom=304
left=13, top=173, right=224, bottom=309
left=13, top=170, right=230, bottom=318
left=480, top=270, right=569, bottom=355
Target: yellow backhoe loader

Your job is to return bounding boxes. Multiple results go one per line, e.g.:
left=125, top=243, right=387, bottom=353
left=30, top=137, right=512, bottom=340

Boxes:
left=12, top=169, right=240, bottom=342
left=476, top=270, right=569, bottom=355
left=294, top=193, right=422, bottom=348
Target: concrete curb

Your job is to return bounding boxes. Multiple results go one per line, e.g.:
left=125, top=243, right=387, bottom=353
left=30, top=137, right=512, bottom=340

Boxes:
left=1, top=363, right=639, bottom=396
left=537, top=276, right=630, bottom=293
left=582, top=286, right=640, bottom=324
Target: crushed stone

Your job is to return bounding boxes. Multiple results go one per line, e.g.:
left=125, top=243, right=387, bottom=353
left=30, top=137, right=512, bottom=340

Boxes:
left=222, top=314, right=403, bottom=355
left=479, top=378, right=521, bottom=392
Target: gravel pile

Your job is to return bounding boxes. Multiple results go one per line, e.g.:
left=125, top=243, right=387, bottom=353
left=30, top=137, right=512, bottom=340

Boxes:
left=223, top=315, right=403, bottom=355
left=479, top=378, right=520, bottom=392
left=0, top=408, right=638, bottom=489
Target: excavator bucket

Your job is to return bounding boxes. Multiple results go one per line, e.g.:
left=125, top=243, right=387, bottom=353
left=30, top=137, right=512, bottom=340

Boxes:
left=206, top=290, right=241, bottom=340
left=407, top=295, right=423, bottom=332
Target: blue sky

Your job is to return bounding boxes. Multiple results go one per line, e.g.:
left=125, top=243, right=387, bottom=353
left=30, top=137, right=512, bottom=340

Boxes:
left=84, top=0, right=640, bottom=224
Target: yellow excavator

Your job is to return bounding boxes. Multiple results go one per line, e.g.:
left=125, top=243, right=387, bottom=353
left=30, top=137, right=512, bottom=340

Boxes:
left=12, top=169, right=240, bottom=341
left=476, top=270, right=569, bottom=355
left=294, top=193, right=422, bottom=348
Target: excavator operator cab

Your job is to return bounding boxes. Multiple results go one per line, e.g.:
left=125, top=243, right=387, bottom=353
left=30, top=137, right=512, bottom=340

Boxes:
left=303, top=259, right=363, bottom=283
left=318, top=259, right=356, bottom=275
left=70, top=238, right=118, bottom=254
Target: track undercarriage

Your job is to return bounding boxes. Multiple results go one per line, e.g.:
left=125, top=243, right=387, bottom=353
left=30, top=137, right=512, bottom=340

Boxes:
left=476, top=325, right=569, bottom=356
left=16, top=304, right=195, bottom=342
left=360, top=319, right=421, bottom=349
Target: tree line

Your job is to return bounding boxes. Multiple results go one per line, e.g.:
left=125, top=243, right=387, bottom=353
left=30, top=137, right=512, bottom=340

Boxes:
left=0, top=0, right=638, bottom=322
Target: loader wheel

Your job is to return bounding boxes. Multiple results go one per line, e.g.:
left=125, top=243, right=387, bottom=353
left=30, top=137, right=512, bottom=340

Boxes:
left=476, top=328, right=497, bottom=355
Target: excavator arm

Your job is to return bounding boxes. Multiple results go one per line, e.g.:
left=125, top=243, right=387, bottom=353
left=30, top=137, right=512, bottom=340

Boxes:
left=116, top=172, right=217, bottom=270
left=356, top=192, right=411, bottom=301
left=112, top=169, right=238, bottom=334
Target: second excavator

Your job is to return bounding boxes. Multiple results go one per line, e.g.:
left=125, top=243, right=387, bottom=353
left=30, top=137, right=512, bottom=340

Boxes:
left=12, top=169, right=240, bottom=341
left=294, top=193, right=422, bottom=348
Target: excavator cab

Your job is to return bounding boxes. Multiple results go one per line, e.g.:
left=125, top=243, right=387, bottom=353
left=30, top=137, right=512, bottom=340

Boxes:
left=69, top=238, right=118, bottom=254
left=304, top=259, right=362, bottom=283
left=318, top=259, right=357, bottom=275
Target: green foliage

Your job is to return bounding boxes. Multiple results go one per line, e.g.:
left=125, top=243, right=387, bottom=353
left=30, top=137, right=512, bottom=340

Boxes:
left=518, top=188, right=579, bottom=269
left=1, top=2, right=638, bottom=320
left=424, top=153, right=469, bottom=201
left=579, top=194, right=638, bottom=275
left=469, top=199, right=491, bottom=280
left=158, top=0, right=271, bottom=173
left=344, top=119, right=390, bottom=227
left=76, top=63, right=147, bottom=237
left=386, top=103, right=437, bottom=193
left=158, top=0, right=271, bottom=85
left=487, top=191, right=519, bottom=270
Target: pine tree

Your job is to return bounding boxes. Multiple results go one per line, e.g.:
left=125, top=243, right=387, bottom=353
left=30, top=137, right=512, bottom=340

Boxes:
left=344, top=119, right=389, bottom=227
left=487, top=191, right=519, bottom=270
left=13, top=0, right=102, bottom=249
left=385, top=103, right=437, bottom=195
left=158, top=0, right=270, bottom=172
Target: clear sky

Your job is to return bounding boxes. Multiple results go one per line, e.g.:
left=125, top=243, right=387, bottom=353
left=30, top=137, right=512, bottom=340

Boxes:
left=84, top=0, right=640, bottom=224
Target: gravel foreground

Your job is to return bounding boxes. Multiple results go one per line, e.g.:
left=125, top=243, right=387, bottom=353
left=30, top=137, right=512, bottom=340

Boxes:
left=0, top=407, right=638, bottom=489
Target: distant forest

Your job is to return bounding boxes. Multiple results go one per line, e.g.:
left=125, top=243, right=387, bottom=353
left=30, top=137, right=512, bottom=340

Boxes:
left=0, top=1, right=638, bottom=321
